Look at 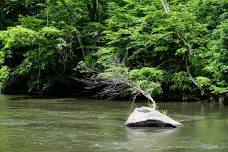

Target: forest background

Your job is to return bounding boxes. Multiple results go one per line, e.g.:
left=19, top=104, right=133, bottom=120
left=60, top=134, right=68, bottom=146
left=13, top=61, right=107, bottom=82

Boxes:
left=0, top=0, right=227, bottom=103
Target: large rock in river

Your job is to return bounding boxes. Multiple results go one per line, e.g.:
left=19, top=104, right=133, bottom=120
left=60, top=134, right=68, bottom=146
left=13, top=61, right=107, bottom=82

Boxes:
left=125, top=106, right=181, bottom=128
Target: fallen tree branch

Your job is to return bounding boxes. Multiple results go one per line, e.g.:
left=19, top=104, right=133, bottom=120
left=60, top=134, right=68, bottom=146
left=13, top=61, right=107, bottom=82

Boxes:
left=70, top=76, right=157, bottom=108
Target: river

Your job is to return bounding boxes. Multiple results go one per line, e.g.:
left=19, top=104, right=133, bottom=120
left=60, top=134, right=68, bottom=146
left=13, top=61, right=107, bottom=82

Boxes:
left=0, top=95, right=227, bottom=152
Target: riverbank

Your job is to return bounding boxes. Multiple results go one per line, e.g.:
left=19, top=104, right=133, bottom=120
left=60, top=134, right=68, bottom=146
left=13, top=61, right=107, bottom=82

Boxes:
left=1, top=91, right=227, bottom=105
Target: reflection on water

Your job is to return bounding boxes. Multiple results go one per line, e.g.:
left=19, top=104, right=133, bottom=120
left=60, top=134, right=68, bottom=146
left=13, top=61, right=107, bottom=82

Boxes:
left=0, top=95, right=228, bottom=152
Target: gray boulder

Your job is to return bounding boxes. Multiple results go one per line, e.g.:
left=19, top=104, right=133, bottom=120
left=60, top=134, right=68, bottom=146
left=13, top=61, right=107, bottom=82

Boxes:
left=125, top=106, right=181, bottom=128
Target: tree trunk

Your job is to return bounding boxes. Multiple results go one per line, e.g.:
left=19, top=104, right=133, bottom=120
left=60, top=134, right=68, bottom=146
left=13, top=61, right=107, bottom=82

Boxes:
left=0, top=0, right=5, bottom=29
left=160, top=0, right=170, bottom=14
left=127, top=81, right=156, bottom=108
left=92, top=0, right=99, bottom=21
left=218, top=95, right=224, bottom=105
left=176, top=30, right=203, bottom=94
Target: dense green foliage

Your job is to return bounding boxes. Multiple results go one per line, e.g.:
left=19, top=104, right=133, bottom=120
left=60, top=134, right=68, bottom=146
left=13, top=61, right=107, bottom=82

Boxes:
left=0, top=0, right=227, bottom=102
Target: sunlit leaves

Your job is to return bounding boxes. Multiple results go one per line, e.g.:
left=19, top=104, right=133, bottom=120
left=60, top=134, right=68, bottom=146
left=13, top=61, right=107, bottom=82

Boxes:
left=210, top=86, right=228, bottom=95
left=196, top=76, right=212, bottom=88
left=0, top=26, right=38, bottom=50
left=129, top=67, right=167, bottom=82
left=0, top=66, right=9, bottom=89
left=129, top=80, right=162, bottom=96
left=171, top=72, right=192, bottom=91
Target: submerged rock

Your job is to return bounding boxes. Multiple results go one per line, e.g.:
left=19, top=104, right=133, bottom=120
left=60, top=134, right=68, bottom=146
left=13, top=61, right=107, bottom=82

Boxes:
left=125, top=106, right=181, bottom=128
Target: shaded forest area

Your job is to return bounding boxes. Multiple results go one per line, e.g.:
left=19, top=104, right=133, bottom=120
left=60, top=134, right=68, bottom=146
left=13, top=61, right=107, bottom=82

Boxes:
left=0, top=0, right=227, bottom=103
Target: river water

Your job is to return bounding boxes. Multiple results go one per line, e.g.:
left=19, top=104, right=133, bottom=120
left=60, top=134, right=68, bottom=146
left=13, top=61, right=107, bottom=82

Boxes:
left=0, top=95, right=227, bottom=152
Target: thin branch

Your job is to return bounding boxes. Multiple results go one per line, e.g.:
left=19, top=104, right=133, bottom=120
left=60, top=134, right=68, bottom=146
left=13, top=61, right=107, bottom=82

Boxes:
left=70, top=76, right=157, bottom=108
left=160, top=0, right=170, bottom=14
left=156, top=59, right=175, bottom=68
left=176, top=30, right=203, bottom=93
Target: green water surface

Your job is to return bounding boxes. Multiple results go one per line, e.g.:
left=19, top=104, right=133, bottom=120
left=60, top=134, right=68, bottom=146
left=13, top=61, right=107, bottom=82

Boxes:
left=0, top=95, right=228, bottom=152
